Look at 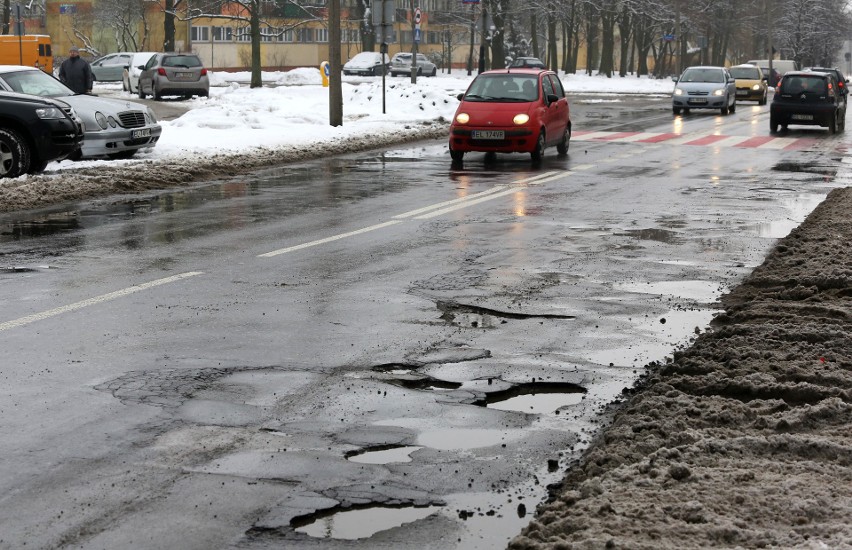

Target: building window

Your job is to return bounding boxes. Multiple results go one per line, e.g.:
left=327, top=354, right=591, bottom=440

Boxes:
left=213, top=26, right=233, bottom=42
left=191, top=26, right=210, bottom=42
left=235, top=28, right=251, bottom=42
left=315, top=28, right=328, bottom=42
left=297, top=28, right=313, bottom=42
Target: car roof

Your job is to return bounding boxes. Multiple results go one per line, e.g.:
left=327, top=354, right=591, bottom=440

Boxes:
left=0, top=65, right=38, bottom=74
left=783, top=70, right=833, bottom=80
left=480, top=68, right=550, bottom=75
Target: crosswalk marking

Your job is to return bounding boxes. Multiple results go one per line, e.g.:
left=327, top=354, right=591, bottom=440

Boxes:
left=572, top=130, right=824, bottom=150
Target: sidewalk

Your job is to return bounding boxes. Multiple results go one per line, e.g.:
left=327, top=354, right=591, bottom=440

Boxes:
left=509, top=184, right=852, bottom=549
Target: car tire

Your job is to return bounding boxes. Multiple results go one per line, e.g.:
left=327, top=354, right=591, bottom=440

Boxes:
left=531, top=130, right=545, bottom=161
left=138, top=83, right=146, bottom=99
left=770, top=116, right=779, bottom=133
left=673, top=106, right=681, bottom=115
left=449, top=147, right=464, bottom=162
left=829, top=115, right=837, bottom=134
left=154, top=87, right=163, bottom=101
left=730, top=99, right=736, bottom=113
left=430, top=67, right=437, bottom=77
left=0, top=128, right=31, bottom=178
left=683, top=108, right=690, bottom=115
left=27, top=159, right=48, bottom=174
left=721, top=98, right=729, bottom=115
left=759, top=92, right=767, bottom=106
left=122, top=78, right=128, bottom=92
left=556, top=125, right=571, bottom=155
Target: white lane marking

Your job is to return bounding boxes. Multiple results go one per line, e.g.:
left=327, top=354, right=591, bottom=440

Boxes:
left=414, top=186, right=528, bottom=219
left=393, top=186, right=510, bottom=219
left=258, top=220, right=403, bottom=257
left=572, top=164, right=595, bottom=171
left=0, top=271, right=204, bottom=332
left=757, top=137, right=798, bottom=149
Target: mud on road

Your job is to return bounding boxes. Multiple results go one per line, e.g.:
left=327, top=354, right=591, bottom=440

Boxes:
left=510, top=186, right=852, bottom=549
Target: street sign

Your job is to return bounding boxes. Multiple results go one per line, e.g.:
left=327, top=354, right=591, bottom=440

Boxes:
left=664, top=34, right=675, bottom=42
left=414, top=28, right=421, bottom=43
left=414, top=8, right=422, bottom=25
left=462, top=0, right=480, bottom=3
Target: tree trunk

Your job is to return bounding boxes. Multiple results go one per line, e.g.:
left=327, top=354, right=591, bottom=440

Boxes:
left=250, top=1, right=261, bottom=88
left=163, top=0, right=175, bottom=51
left=489, top=0, right=505, bottom=69
left=618, top=7, right=630, bottom=76
left=599, top=10, right=615, bottom=76
left=547, top=9, right=557, bottom=70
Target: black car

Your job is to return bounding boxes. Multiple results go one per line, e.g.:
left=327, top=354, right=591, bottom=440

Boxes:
left=770, top=71, right=846, bottom=134
left=0, top=91, right=82, bottom=177
left=804, top=67, right=849, bottom=104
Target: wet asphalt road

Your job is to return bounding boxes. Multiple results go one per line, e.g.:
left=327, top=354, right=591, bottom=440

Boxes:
left=0, top=94, right=849, bottom=549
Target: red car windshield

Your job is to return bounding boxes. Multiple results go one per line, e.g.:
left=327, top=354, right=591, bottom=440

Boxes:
left=464, top=75, right=539, bottom=102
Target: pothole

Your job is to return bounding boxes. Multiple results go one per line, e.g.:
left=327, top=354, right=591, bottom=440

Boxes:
left=771, top=161, right=836, bottom=175
left=475, top=382, right=587, bottom=415
left=437, top=300, right=574, bottom=329
left=370, top=364, right=463, bottom=392
left=291, top=504, right=442, bottom=540
left=345, top=445, right=423, bottom=464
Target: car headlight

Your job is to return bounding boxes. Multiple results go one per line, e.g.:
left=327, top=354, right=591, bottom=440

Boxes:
left=147, top=108, right=157, bottom=124
left=752, top=84, right=761, bottom=90
left=712, top=88, right=725, bottom=96
left=107, top=116, right=117, bottom=128
left=95, top=111, right=109, bottom=130
left=35, top=107, right=65, bottom=120
left=674, top=88, right=684, bottom=96
left=513, top=114, right=530, bottom=125
left=455, top=113, right=470, bottom=124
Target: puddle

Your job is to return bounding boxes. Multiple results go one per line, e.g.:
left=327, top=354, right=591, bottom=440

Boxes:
left=584, top=308, right=719, bottom=367
left=753, top=193, right=826, bottom=239
left=293, top=505, right=441, bottom=540
left=618, top=228, right=682, bottom=244
left=482, top=383, right=586, bottom=415
left=346, top=445, right=423, bottom=464
left=416, top=428, right=522, bottom=450
left=771, top=161, right=836, bottom=175
left=437, top=300, right=574, bottom=329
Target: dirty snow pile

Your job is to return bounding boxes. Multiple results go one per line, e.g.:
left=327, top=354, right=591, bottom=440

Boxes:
left=509, top=185, right=852, bottom=548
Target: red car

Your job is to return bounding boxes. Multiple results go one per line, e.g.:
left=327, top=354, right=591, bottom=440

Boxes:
left=449, top=68, right=571, bottom=162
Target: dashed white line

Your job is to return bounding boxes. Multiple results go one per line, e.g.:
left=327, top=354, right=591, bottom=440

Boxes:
left=258, top=220, right=403, bottom=257
left=0, top=271, right=204, bottom=332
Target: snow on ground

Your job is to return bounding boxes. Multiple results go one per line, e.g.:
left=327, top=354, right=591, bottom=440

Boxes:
left=70, top=69, right=676, bottom=167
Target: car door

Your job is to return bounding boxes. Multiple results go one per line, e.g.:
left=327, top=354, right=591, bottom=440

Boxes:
left=542, top=74, right=568, bottom=143
left=724, top=69, right=736, bottom=101
left=138, top=54, right=160, bottom=94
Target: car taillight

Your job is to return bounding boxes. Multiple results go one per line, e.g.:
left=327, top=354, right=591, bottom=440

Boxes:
left=838, top=81, right=845, bottom=88
left=157, top=68, right=167, bottom=76
left=200, top=68, right=207, bottom=76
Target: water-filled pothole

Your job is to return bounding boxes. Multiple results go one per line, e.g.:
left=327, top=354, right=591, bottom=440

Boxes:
left=345, top=445, right=423, bottom=464
left=476, top=382, right=586, bottom=415
left=292, top=504, right=442, bottom=539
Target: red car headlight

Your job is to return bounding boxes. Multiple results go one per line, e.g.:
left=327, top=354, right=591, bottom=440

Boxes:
left=513, top=114, right=530, bottom=125
left=455, top=113, right=470, bottom=124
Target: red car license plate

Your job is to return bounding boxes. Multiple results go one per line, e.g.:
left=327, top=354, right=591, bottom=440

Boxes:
left=472, top=130, right=505, bottom=139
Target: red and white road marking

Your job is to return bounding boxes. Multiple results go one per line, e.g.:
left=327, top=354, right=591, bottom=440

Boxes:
left=572, top=130, right=819, bottom=150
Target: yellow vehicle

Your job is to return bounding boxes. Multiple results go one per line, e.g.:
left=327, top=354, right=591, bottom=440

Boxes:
left=729, top=63, right=768, bottom=105
left=0, top=35, right=53, bottom=73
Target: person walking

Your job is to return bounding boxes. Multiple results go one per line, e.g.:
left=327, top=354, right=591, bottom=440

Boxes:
left=58, top=45, right=93, bottom=94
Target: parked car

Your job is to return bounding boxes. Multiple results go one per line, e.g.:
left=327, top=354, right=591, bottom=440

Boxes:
left=342, top=52, right=390, bottom=76
left=389, top=52, right=437, bottom=77
left=137, top=52, right=210, bottom=100
left=770, top=70, right=846, bottom=134
left=0, top=65, right=161, bottom=159
left=671, top=66, right=737, bottom=115
left=90, top=52, right=134, bottom=82
left=803, top=67, right=848, bottom=105
left=0, top=90, right=82, bottom=176
left=509, top=57, right=546, bottom=69
left=449, top=68, right=571, bottom=162
left=729, top=64, right=768, bottom=105
left=122, top=52, right=157, bottom=94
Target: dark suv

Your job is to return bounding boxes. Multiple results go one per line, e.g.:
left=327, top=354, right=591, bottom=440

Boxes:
left=770, top=71, right=846, bottom=134
left=804, top=67, right=848, bottom=104
left=0, top=91, right=82, bottom=178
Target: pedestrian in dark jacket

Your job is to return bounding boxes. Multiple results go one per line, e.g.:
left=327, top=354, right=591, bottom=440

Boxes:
left=58, top=45, right=93, bottom=94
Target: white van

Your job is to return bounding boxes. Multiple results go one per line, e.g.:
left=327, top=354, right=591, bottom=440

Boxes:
left=746, top=59, right=797, bottom=76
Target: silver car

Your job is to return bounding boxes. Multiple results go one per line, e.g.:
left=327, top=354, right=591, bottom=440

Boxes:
left=390, top=52, right=437, bottom=77
left=137, top=52, right=210, bottom=100
left=90, top=52, right=134, bottom=82
left=0, top=65, right=161, bottom=160
left=672, top=66, right=737, bottom=115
